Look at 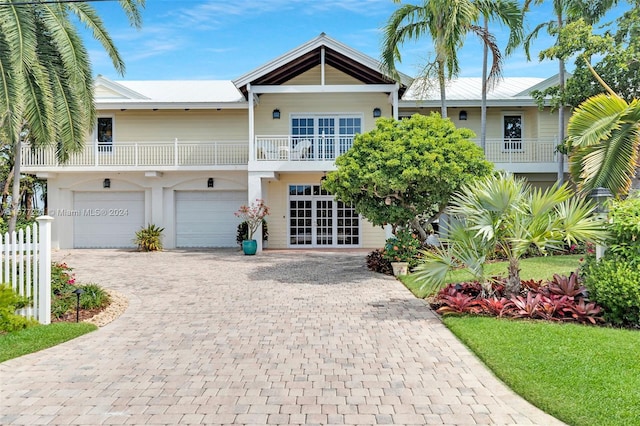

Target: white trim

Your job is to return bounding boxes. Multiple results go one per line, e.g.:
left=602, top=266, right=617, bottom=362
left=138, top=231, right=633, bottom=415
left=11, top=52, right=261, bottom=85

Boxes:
left=95, top=115, right=115, bottom=154
left=251, top=84, right=397, bottom=94
left=502, top=112, right=524, bottom=153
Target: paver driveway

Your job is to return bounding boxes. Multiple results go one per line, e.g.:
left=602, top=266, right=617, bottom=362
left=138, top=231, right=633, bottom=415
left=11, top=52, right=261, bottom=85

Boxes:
left=0, top=249, right=565, bottom=425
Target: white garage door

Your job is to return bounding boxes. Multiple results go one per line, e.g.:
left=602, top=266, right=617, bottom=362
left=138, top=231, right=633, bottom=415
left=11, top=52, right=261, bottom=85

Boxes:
left=176, top=191, right=245, bottom=247
left=73, top=192, right=145, bottom=248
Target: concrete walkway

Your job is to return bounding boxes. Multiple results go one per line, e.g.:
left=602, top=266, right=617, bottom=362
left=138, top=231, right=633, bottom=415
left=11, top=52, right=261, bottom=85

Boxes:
left=0, top=250, right=565, bottom=425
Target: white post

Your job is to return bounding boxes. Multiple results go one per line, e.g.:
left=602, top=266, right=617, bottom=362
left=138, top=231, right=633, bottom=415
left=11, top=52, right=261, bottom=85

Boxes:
left=36, top=216, right=53, bottom=325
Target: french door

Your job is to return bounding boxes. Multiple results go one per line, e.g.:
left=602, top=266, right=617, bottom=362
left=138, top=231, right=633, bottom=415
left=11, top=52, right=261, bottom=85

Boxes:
left=289, top=185, right=360, bottom=247
left=291, top=115, right=361, bottom=160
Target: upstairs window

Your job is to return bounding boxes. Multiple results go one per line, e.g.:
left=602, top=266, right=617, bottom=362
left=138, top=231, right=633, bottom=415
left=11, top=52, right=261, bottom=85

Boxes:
left=97, top=117, right=113, bottom=152
left=503, top=114, right=522, bottom=151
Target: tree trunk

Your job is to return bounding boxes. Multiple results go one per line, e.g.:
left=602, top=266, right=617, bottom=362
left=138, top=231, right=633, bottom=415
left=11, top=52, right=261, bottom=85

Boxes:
left=410, top=217, right=428, bottom=242
left=9, top=139, right=21, bottom=236
left=2, top=166, right=14, bottom=220
left=557, top=13, right=566, bottom=186
left=506, top=256, right=521, bottom=296
left=437, top=60, right=447, bottom=119
left=480, top=17, right=488, bottom=154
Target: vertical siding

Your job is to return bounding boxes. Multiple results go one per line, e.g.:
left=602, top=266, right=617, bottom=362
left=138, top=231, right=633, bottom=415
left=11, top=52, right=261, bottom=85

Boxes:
left=285, top=64, right=365, bottom=85
left=263, top=172, right=386, bottom=249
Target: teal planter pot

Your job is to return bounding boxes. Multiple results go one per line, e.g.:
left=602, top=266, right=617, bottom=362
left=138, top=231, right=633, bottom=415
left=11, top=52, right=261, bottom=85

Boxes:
left=242, top=239, right=258, bottom=255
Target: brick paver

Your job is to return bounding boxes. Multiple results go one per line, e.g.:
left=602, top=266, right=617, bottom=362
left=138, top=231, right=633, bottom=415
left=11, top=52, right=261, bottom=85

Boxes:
left=0, top=250, right=565, bottom=425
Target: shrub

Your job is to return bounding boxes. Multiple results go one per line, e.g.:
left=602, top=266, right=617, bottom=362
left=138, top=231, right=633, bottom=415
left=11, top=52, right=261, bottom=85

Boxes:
left=79, top=284, right=110, bottom=310
left=366, top=249, right=393, bottom=275
left=383, top=229, right=422, bottom=267
left=582, top=259, right=640, bottom=326
left=236, top=220, right=268, bottom=246
left=0, top=284, right=37, bottom=333
left=606, top=195, right=640, bottom=265
left=134, top=224, right=164, bottom=251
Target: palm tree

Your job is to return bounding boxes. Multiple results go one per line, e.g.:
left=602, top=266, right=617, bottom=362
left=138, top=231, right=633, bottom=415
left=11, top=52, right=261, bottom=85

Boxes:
left=414, top=172, right=607, bottom=295
left=477, top=0, right=523, bottom=152
left=524, top=0, right=619, bottom=185
left=566, top=67, right=640, bottom=196
left=0, top=0, right=145, bottom=234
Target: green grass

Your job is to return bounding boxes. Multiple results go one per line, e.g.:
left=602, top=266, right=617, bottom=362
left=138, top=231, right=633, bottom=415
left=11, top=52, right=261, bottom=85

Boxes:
left=443, top=316, right=640, bottom=426
left=0, top=322, right=97, bottom=363
left=400, top=254, right=582, bottom=298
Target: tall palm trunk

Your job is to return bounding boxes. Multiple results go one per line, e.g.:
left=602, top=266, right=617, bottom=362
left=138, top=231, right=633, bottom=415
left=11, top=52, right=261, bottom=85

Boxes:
left=480, top=17, right=489, bottom=153
left=557, top=13, right=566, bottom=185
left=9, top=138, right=20, bottom=236
left=437, top=60, right=447, bottom=118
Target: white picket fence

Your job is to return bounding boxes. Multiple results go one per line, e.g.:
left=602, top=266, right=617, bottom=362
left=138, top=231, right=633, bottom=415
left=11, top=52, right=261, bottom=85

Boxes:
left=1, top=216, right=53, bottom=325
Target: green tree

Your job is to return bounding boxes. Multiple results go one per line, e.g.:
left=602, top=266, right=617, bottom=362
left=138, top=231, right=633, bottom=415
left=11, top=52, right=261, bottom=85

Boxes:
left=322, top=114, right=493, bottom=241
left=524, top=0, right=619, bottom=185
left=381, top=0, right=518, bottom=119
left=566, top=92, right=640, bottom=196
left=414, top=172, right=607, bottom=295
left=0, top=0, right=145, bottom=234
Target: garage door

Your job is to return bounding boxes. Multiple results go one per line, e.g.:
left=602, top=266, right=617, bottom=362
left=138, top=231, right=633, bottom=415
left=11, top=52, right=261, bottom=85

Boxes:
left=175, top=191, right=245, bottom=247
left=73, top=192, right=145, bottom=248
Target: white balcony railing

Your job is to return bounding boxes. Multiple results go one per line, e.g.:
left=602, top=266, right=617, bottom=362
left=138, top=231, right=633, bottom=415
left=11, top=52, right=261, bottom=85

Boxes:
left=21, top=140, right=249, bottom=168
left=475, top=138, right=558, bottom=164
left=255, top=135, right=355, bottom=162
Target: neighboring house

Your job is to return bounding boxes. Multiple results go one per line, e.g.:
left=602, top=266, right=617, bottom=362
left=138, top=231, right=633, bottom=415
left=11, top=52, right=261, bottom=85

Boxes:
left=21, top=33, right=566, bottom=250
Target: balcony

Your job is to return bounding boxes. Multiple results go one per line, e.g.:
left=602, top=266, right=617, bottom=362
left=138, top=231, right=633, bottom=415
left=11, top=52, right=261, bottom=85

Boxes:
left=21, top=140, right=249, bottom=172
left=254, top=135, right=355, bottom=162
left=474, top=138, right=562, bottom=173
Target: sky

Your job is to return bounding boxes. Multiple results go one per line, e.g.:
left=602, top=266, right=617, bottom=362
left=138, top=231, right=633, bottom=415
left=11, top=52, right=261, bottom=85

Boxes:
left=83, top=0, right=626, bottom=82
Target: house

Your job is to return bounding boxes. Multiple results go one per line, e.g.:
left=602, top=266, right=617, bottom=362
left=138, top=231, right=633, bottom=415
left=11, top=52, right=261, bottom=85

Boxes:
left=22, top=33, right=566, bottom=250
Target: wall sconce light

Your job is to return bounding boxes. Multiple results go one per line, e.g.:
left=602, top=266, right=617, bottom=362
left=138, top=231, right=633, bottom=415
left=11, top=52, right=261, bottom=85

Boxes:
left=459, top=110, right=468, bottom=120
left=207, top=178, right=215, bottom=188
left=272, top=109, right=281, bottom=119
left=373, top=107, right=382, bottom=118
left=103, top=178, right=111, bottom=189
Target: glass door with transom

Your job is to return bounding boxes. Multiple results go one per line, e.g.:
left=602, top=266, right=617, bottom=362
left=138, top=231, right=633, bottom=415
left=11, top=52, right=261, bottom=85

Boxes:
left=291, top=115, right=361, bottom=161
left=289, top=185, right=360, bottom=247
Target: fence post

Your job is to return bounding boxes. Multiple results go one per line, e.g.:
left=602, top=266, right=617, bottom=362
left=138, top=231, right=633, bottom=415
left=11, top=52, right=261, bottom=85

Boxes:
left=36, top=216, right=53, bottom=325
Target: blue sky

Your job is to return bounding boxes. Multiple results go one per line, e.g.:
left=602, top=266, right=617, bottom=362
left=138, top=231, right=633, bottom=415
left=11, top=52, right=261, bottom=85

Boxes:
left=84, top=0, right=623, bottom=81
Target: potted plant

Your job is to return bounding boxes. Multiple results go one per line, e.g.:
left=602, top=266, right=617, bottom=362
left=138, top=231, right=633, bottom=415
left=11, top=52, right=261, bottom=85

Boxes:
left=234, top=199, right=270, bottom=255
left=382, top=229, right=421, bottom=276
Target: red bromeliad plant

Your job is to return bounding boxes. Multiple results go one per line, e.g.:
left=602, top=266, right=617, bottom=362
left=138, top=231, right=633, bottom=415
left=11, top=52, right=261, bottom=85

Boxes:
left=433, top=270, right=605, bottom=325
left=235, top=199, right=270, bottom=241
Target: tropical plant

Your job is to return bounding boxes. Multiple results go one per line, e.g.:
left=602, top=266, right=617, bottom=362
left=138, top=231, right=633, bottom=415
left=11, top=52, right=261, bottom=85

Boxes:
left=134, top=224, right=164, bottom=252
left=322, top=114, right=493, bottom=241
left=382, top=0, right=522, bottom=120
left=382, top=229, right=422, bottom=267
left=524, top=0, right=620, bottom=184
left=234, top=199, right=270, bottom=241
left=0, top=0, right=145, bottom=234
left=414, top=172, right=608, bottom=295
left=366, top=249, right=393, bottom=275
left=566, top=90, right=640, bottom=197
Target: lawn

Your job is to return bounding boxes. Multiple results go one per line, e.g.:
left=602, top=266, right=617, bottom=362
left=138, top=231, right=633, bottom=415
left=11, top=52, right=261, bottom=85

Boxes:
left=444, top=316, right=640, bottom=426
left=400, top=254, right=582, bottom=298
left=0, top=322, right=97, bottom=363
left=396, top=253, right=639, bottom=426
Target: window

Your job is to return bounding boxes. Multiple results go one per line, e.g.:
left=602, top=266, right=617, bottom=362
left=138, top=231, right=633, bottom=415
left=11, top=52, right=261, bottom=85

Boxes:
left=503, top=114, right=522, bottom=151
left=290, top=115, right=362, bottom=160
left=97, top=117, right=114, bottom=152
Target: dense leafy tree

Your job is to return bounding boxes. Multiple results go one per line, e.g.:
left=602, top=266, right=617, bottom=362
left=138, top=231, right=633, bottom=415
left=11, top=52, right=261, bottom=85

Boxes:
left=414, top=172, right=607, bottom=295
left=322, top=114, right=493, bottom=241
left=0, top=0, right=145, bottom=234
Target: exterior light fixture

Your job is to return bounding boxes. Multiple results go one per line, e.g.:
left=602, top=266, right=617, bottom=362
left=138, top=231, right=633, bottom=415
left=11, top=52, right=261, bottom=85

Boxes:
left=72, top=288, right=85, bottom=322
left=207, top=178, right=215, bottom=188
left=103, top=178, right=111, bottom=188
left=272, top=109, right=281, bottom=119
left=589, top=187, right=612, bottom=215
left=373, top=107, right=382, bottom=118
left=152, top=108, right=158, bottom=111
left=459, top=110, right=468, bottom=120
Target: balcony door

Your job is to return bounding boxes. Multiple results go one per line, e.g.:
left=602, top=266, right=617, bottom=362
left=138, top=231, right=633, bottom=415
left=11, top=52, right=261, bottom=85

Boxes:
left=289, top=184, right=360, bottom=248
left=291, top=115, right=361, bottom=160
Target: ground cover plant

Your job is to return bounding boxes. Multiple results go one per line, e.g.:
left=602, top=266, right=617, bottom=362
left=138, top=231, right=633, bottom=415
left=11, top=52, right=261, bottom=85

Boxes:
left=444, top=316, right=640, bottom=426
left=51, top=262, right=110, bottom=321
